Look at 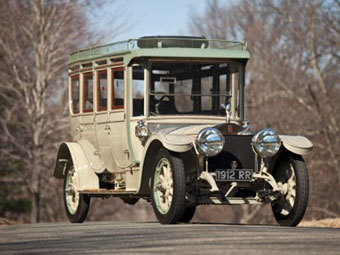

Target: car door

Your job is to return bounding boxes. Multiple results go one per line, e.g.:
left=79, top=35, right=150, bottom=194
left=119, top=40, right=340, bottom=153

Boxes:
left=94, top=68, right=113, bottom=172
left=108, top=67, right=131, bottom=169
left=94, top=67, right=131, bottom=172
left=79, top=72, right=96, bottom=147
left=69, top=74, right=82, bottom=141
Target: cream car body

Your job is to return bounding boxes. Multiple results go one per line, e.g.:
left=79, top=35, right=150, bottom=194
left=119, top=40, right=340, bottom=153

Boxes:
left=54, top=36, right=312, bottom=225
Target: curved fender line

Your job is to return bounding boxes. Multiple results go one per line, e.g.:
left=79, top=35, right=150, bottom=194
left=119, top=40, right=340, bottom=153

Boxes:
left=54, top=142, right=99, bottom=191
left=135, top=134, right=193, bottom=194
left=77, top=140, right=105, bottom=172
left=280, top=135, right=313, bottom=155
left=157, top=133, right=193, bottom=153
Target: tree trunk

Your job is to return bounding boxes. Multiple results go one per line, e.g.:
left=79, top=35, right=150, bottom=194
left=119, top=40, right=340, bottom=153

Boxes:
left=30, top=147, right=43, bottom=223
left=31, top=191, right=41, bottom=223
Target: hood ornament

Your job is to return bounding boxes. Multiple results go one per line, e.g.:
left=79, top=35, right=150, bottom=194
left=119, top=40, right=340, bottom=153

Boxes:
left=221, top=103, right=231, bottom=123
left=231, top=160, right=238, bottom=169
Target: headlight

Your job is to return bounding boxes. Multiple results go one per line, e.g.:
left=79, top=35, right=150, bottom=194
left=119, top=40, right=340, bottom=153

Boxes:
left=252, top=128, right=281, bottom=158
left=195, top=128, right=224, bottom=157
left=135, top=120, right=149, bottom=141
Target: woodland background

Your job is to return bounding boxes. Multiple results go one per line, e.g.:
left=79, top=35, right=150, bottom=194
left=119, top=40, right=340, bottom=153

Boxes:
left=0, top=0, right=339, bottom=224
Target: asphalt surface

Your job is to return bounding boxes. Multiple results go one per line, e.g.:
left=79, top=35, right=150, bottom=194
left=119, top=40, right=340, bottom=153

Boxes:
left=0, top=222, right=339, bottom=254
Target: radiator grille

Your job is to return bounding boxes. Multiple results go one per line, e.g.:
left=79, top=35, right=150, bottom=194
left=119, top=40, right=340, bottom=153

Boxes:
left=208, top=135, right=255, bottom=171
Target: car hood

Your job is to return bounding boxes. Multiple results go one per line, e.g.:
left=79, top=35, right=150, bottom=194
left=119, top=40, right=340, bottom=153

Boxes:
left=148, top=123, right=215, bottom=138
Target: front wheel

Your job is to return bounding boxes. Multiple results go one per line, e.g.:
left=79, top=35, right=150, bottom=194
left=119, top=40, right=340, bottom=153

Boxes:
left=178, top=206, right=196, bottom=223
left=151, top=148, right=186, bottom=224
left=271, top=154, right=309, bottom=226
left=64, top=165, right=90, bottom=223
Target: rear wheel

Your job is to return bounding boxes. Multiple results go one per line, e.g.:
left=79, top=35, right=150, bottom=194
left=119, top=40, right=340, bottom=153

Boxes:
left=64, top=165, right=90, bottom=223
left=151, top=148, right=186, bottom=224
left=271, top=154, right=309, bottom=226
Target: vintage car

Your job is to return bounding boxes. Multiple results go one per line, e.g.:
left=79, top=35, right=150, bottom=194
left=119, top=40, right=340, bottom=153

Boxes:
left=54, top=36, right=313, bottom=226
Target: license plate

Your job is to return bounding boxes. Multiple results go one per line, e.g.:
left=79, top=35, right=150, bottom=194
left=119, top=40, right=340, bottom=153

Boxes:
left=215, top=169, right=253, bottom=181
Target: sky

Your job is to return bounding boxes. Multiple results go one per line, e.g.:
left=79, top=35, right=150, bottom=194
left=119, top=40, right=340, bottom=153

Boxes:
left=89, top=0, right=231, bottom=42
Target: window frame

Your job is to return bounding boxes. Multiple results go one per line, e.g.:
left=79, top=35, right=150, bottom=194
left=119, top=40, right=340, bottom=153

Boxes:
left=70, top=74, right=80, bottom=114
left=111, top=67, right=124, bottom=110
left=131, top=66, right=145, bottom=117
left=96, top=70, right=108, bottom=112
left=82, top=72, right=94, bottom=113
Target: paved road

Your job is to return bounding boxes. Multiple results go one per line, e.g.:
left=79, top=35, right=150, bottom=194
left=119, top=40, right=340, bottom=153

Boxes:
left=0, top=222, right=339, bottom=254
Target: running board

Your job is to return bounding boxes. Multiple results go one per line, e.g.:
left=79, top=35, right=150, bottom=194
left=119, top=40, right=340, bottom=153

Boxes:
left=79, top=189, right=134, bottom=196
left=198, top=196, right=264, bottom=205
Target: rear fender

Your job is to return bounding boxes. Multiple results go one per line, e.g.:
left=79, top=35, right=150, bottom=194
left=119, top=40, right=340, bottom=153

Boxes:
left=54, top=142, right=99, bottom=190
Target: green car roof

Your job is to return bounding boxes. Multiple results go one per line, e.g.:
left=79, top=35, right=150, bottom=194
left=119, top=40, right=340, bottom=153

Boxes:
left=69, top=37, right=250, bottom=65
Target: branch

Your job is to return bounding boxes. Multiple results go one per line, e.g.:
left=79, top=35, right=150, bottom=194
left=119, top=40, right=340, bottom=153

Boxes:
left=309, top=206, right=339, bottom=218
left=0, top=117, right=30, bottom=157
left=265, top=70, right=320, bottom=121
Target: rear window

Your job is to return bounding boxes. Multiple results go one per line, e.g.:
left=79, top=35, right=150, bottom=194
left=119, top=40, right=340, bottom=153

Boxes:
left=83, top=73, right=93, bottom=112
left=97, top=71, right=107, bottom=111
left=71, top=75, right=80, bottom=114
left=112, top=69, right=124, bottom=109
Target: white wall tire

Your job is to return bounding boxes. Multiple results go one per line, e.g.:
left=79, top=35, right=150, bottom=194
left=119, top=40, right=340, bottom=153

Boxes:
left=151, top=148, right=186, bottom=224
left=63, top=165, right=90, bottom=223
left=271, top=154, right=309, bottom=226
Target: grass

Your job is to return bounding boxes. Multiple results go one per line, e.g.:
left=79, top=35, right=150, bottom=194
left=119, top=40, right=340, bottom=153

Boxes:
left=299, top=218, right=340, bottom=228
left=0, top=217, right=19, bottom=226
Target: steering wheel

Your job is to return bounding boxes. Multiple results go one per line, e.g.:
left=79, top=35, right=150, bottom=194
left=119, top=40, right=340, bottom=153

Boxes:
left=155, top=95, right=172, bottom=114
left=159, top=95, right=171, bottom=102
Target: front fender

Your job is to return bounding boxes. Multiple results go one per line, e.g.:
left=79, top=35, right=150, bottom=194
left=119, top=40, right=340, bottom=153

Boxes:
left=140, top=133, right=193, bottom=177
left=280, top=135, right=313, bottom=155
left=135, top=134, right=193, bottom=195
left=54, top=142, right=99, bottom=191
left=156, top=133, right=193, bottom=153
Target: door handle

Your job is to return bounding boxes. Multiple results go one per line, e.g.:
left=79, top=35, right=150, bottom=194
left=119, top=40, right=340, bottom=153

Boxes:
left=76, top=125, right=86, bottom=132
left=104, top=125, right=111, bottom=134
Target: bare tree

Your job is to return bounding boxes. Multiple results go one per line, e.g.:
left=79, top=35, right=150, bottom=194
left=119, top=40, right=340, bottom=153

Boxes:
left=0, top=0, right=132, bottom=223
left=0, top=0, right=91, bottom=223
left=189, top=0, right=340, bottom=223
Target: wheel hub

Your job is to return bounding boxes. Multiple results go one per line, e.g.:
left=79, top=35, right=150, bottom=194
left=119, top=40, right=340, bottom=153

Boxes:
left=275, top=162, right=296, bottom=216
left=65, top=166, right=80, bottom=214
left=153, top=158, right=174, bottom=214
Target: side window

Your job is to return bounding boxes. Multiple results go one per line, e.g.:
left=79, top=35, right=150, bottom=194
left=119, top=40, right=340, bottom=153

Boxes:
left=71, top=75, right=80, bottom=114
left=174, top=79, right=193, bottom=112
left=112, top=69, right=124, bottom=109
left=201, top=76, right=213, bottom=112
left=132, top=66, right=144, bottom=116
left=220, top=74, right=229, bottom=109
left=83, top=72, right=93, bottom=112
left=97, top=71, right=107, bottom=111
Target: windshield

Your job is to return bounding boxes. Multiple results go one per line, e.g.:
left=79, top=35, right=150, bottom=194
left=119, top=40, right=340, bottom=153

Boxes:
left=149, top=61, right=244, bottom=117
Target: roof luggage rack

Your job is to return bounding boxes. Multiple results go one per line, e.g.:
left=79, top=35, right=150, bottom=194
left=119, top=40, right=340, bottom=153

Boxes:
left=137, top=36, right=209, bottom=49
left=69, top=36, right=247, bottom=63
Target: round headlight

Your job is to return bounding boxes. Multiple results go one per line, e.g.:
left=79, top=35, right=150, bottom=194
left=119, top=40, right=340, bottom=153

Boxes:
left=252, top=128, right=281, bottom=158
left=135, top=120, right=149, bottom=141
left=196, top=128, right=224, bottom=157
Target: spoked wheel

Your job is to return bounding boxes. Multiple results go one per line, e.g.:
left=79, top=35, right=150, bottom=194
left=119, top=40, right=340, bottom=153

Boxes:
left=151, top=148, right=186, bottom=224
left=271, top=154, right=309, bottom=226
left=64, top=165, right=90, bottom=223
